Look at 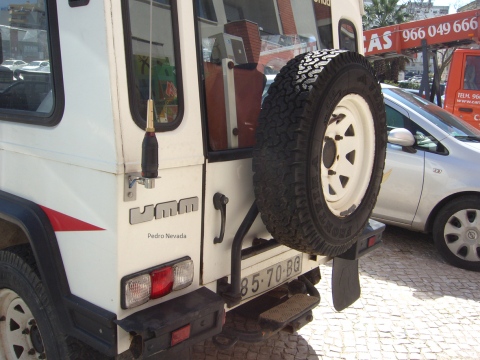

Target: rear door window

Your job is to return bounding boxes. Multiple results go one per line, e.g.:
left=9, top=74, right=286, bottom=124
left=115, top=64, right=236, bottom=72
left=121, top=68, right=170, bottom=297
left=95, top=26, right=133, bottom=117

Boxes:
left=196, top=0, right=333, bottom=151
left=123, top=0, right=183, bottom=131
left=338, top=19, right=357, bottom=52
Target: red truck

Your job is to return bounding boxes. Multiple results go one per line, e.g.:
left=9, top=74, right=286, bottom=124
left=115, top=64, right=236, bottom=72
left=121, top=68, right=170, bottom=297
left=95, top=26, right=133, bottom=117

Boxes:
left=444, top=49, right=480, bottom=128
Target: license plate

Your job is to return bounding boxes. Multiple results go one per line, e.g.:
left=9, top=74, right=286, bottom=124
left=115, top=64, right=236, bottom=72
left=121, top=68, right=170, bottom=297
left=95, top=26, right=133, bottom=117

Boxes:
left=241, top=254, right=302, bottom=300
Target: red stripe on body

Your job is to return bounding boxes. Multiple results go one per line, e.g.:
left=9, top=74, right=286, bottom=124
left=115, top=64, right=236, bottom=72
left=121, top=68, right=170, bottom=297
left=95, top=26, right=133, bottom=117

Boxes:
left=39, top=205, right=105, bottom=232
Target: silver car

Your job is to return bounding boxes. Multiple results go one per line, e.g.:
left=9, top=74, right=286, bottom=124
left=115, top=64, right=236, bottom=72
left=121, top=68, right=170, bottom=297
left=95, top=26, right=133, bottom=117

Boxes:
left=372, top=85, right=480, bottom=271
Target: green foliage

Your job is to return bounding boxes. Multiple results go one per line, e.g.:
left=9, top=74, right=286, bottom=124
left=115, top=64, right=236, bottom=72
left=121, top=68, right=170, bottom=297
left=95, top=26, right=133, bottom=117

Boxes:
left=383, top=80, right=421, bottom=90
left=363, top=0, right=413, bottom=30
left=383, top=80, right=397, bottom=86
left=399, top=82, right=420, bottom=89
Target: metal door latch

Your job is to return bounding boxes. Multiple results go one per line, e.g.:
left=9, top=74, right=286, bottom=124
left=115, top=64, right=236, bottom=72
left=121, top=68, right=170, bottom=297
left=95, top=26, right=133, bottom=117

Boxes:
left=213, top=193, right=229, bottom=244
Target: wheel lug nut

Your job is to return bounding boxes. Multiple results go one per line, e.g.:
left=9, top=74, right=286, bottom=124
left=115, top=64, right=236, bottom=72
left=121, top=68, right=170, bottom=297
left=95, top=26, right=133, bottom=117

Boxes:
left=335, top=135, right=343, bottom=140
left=0, top=316, right=5, bottom=322
left=328, top=170, right=336, bottom=175
left=28, top=348, right=35, bottom=355
left=22, top=328, right=30, bottom=335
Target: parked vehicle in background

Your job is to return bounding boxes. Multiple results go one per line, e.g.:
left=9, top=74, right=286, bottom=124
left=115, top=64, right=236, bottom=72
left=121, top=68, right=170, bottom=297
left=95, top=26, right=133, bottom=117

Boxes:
left=20, top=60, right=49, bottom=72
left=1, top=59, right=26, bottom=72
left=444, top=49, right=480, bottom=129
left=374, top=84, right=480, bottom=271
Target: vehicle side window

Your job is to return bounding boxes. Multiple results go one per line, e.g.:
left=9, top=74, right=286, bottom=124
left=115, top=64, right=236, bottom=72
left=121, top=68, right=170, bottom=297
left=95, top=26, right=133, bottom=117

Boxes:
left=338, top=19, right=357, bottom=52
left=386, top=105, right=447, bottom=154
left=124, top=0, right=182, bottom=131
left=408, top=120, right=447, bottom=154
left=196, top=0, right=333, bottom=151
left=463, top=56, right=480, bottom=90
left=0, top=0, right=59, bottom=123
left=385, top=105, right=407, bottom=131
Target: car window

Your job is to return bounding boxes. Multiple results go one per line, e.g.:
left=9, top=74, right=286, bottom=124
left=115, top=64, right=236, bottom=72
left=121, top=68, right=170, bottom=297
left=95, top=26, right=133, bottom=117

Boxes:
left=385, top=104, right=447, bottom=154
left=385, top=105, right=407, bottom=131
left=339, top=19, right=357, bottom=52
left=0, top=0, right=55, bottom=118
left=124, top=0, right=182, bottom=131
left=3, top=60, right=13, bottom=65
left=196, top=0, right=333, bottom=151
left=383, top=88, right=480, bottom=138
left=409, top=121, right=445, bottom=154
left=463, top=56, right=480, bottom=90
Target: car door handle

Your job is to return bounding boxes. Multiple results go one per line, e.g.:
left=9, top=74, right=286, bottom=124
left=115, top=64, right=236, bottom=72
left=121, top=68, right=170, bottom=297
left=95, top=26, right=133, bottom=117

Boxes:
left=213, top=193, right=229, bottom=244
left=459, top=108, right=473, bottom=112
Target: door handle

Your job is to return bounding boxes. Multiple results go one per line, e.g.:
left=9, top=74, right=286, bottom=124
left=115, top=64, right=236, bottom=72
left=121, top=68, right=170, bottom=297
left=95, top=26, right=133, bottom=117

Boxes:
left=459, top=108, right=473, bottom=112
left=213, top=193, right=229, bottom=244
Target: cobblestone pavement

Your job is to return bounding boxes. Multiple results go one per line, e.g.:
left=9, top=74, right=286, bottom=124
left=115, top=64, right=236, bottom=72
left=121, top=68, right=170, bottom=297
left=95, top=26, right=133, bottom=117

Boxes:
left=194, top=225, right=480, bottom=360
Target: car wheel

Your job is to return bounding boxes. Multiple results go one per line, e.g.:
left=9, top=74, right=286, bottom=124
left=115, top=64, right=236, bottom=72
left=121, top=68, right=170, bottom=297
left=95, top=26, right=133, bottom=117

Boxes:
left=433, top=196, right=480, bottom=271
left=253, top=50, right=387, bottom=256
left=0, top=245, right=112, bottom=360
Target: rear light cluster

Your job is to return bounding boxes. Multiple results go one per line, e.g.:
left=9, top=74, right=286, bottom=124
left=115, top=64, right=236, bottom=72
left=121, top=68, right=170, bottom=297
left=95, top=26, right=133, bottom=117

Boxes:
left=123, top=258, right=194, bottom=309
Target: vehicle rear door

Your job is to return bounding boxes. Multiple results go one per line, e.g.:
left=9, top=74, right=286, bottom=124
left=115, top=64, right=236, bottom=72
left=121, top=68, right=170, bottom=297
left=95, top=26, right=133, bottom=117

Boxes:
left=197, top=0, right=338, bottom=288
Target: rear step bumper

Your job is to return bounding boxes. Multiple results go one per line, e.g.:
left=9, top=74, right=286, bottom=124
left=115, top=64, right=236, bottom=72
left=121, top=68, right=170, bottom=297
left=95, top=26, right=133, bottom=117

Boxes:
left=213, top=276, right=320, bottom=348
left=115, top=287, right=224, bottom=359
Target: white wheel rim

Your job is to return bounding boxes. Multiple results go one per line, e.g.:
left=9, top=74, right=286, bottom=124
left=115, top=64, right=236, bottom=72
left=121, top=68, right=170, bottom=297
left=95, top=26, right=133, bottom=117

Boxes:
left=0, top=289, right=45, bottom=360
left=444, top=209, right=480, bottom=262
left=320, top=94, right=375, bottom=217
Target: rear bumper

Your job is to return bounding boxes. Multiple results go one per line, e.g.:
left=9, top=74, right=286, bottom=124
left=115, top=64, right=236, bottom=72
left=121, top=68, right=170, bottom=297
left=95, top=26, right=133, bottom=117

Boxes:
left=115, top=287, right=224, bottom=359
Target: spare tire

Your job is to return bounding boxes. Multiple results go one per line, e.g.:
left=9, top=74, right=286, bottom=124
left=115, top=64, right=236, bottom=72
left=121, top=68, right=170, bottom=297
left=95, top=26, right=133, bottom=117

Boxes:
left=253, top=50, right=386, bottom=257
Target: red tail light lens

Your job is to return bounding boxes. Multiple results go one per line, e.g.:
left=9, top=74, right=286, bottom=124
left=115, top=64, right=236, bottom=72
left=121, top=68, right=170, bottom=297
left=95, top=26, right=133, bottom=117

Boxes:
left=150, top=267, right=173, bottom=299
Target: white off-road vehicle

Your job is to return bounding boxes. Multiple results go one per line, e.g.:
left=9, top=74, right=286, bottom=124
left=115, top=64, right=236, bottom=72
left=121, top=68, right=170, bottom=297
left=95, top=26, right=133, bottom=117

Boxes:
left=0, top=0, right=386, bottom=359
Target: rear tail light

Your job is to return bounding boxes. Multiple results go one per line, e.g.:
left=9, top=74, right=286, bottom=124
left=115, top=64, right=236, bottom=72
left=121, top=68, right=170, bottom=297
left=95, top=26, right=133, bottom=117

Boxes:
left=125, top=274, right=151, bottom=309
left=151, top=267, right=174, bottom=299
left=173, top=259, right=194, bottom=291
left=122, top=258, right=194, bottom=309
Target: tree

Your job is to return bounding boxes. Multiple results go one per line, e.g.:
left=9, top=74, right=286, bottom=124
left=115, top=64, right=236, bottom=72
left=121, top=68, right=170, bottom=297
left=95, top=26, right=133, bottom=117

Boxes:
left=363, top=0, right=413, bottom=31
left=437, top=48, right=457, bottom=81
left=363, top=0, right=414, bottom=82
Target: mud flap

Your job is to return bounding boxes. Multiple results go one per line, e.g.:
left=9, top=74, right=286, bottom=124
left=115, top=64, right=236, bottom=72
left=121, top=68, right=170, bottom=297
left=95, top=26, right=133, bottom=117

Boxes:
left=331, top=257, right=360, bottom=312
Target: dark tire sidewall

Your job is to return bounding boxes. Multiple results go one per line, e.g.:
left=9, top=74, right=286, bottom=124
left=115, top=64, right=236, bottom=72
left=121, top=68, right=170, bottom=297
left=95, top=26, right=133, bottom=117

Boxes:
left=0, top=250, right=67, bottom=360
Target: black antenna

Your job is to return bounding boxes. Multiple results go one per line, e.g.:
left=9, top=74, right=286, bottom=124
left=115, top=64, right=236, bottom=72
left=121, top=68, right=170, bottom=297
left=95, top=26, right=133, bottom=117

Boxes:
left=141, top=0, right=158, bottom=180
